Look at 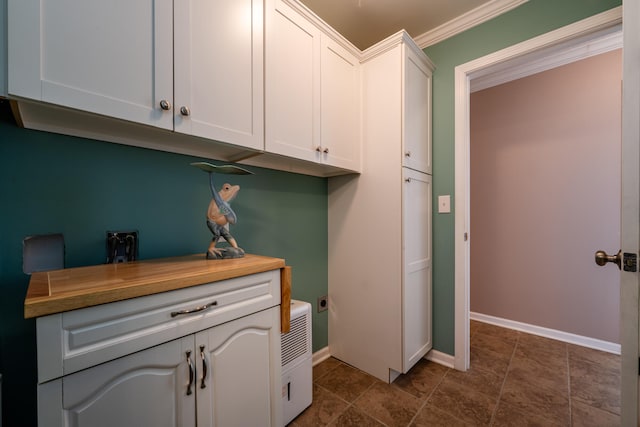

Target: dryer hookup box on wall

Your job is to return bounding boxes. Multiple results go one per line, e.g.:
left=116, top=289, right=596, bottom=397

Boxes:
left=106, top=231, right=138, bottom=263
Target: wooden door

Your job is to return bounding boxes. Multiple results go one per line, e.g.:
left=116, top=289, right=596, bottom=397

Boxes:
left=620, top=0, right=640, bottom=423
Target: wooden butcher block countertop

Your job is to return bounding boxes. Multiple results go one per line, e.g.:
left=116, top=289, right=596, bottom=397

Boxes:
left=25, top=254, right=288, bottom=320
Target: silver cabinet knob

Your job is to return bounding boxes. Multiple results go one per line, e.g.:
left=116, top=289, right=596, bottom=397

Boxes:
left=180, top=106, right=191, bottom=116
left=405, top=151, right=411, bottom=157
left=323, top=147, right=329, bottom=154
left=316, top=146, right=322, bottom=152
left=159, top=99, right=172, bottom=111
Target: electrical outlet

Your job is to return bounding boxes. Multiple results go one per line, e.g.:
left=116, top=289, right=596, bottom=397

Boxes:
left=106, top=231, right=138, bottom=263
left=317, top=295, right=328, bottom=313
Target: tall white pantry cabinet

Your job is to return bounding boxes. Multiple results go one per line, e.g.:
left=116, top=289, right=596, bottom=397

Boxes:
left=328, top=32, right=434, bottom=382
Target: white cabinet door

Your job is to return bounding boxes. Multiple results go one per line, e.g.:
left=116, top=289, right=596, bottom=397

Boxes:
left=8, top=0, right=174, bottom=130
left=402, top=168, right=432, bottom=372
left=196, top=307, right=282, bottom=427
left=265, top=0, right=320, bottom=163
left=58, top=338, right=195, bottom=427
left=320, top=35, right=361, bottom=171
left=402, top=46, right=432, bottom=174
left=174, top=0, right=264, bottom=150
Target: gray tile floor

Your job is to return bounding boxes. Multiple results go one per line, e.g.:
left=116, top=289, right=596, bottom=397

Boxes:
left=288, top=320, right=621, bottom=426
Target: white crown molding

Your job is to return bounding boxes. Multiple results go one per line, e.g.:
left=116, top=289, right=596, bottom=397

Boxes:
left=360, top=29, right=435, bottom=71
left=415, top=0, right=529, bottom=49
left=281, top=0, right=361, bottom=57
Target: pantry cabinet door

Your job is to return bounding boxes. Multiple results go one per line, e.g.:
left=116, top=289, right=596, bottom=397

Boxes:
left=402, top=46, right=432, bottom=174
left=58, top=338, right=195, bottom=427
left=174, top=0, right=264, bottom=150
left=196, top=307, right=282, bottom=427
left=402, top=169, right=432, bottom=372
left=8, top=0, right=174, bottom=129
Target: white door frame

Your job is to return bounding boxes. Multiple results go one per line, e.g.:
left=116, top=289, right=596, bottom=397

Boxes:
left=453, top=7, right=623, bottom=371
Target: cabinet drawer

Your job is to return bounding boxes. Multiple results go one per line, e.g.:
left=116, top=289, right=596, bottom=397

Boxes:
left=37, top=270, right=280, bottom=383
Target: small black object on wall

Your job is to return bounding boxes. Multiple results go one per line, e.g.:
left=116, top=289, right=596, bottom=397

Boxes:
left=106, top=231, right=138, bottom=263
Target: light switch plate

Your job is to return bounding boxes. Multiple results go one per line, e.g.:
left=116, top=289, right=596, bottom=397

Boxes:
left=438, top=195, right=451, bottom=213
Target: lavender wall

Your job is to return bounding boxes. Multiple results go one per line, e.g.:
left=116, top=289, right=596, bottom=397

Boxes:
left=470, top=49, right=622, bottom=343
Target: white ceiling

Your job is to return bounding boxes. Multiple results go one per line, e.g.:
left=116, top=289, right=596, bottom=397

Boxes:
left=298, top=0, right=521, bottom=50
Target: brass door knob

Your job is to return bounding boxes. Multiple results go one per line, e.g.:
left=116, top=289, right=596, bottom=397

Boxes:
left=594, top=249, right=621, bottom=269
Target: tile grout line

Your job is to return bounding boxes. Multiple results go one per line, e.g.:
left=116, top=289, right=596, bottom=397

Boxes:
left=566, top=343, right=572, bottom=426
left=350, top=380, right=391, bottom=426
left=488, top=331, right=520, bottom=426
left=404, top=366, right=452, bottom=427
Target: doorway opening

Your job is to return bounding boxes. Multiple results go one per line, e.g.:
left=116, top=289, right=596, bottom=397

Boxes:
left=453, top=7, right=622, bottom=371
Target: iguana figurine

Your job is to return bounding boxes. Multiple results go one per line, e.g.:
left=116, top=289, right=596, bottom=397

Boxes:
left=191, top=162, right=253, bottom=259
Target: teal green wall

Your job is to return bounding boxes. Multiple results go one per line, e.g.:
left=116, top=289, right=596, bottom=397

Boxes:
left=0, top=100, right=328, bottom=426
left=426, top=0, right=622, bottom=354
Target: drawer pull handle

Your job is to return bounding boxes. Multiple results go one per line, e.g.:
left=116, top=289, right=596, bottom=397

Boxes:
left=186, top=350, right=194, bottom=396
left=200, top=345, right=208, bottom=389
left=171, top=300, right=218, bottom=317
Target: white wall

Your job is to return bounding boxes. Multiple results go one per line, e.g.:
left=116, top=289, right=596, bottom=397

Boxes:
left=470, top=49, right=622, bottom=343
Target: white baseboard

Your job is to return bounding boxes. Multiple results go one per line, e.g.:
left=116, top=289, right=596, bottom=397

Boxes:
left=425, top=349, right=455, bottom=368
left=312, top=347, right=331, bottom=366
left=471, top=312, right=621, bottom=355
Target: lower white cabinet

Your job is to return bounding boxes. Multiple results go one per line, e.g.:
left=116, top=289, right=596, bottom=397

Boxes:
left=32, top=265, right=284, bottom=427
left=40, top=307, right=281, bottom=427
left=196, top=307, right=281, bottom=426
left=53, top=338, right=193, bottom=427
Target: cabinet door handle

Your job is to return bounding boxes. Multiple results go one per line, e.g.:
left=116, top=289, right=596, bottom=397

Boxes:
left=315, top=146, right=322, bottom=152
left=180, top=106, right=191, bottom=116
left=323, top=147, right=329, bottom=154
left=186, top=350, right=194, bottom=396
left=200, top=345, right=208, bottom=389
left=405, top=151, right=411, bottom=157
left=159, top=99, right=172, bottom=111
left=171, top=300, right=218, bottom=317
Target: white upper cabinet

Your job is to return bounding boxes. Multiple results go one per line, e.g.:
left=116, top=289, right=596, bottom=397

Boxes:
left=174, top=0, right=263, bottom=150
left=7, top=0, right=263, bottom=150
left=265, top=0, right=320, bottom=163
left=8, top=0, right=174, bottom=130
left=320, top=36, right=361, bottom=172
left=402, top=46, right=433, bottom=174
left=265, top=0, right=361, bottom=172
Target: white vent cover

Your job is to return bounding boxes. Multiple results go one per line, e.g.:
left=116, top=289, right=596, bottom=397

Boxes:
left=281, top=300, right=312, bottom=368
